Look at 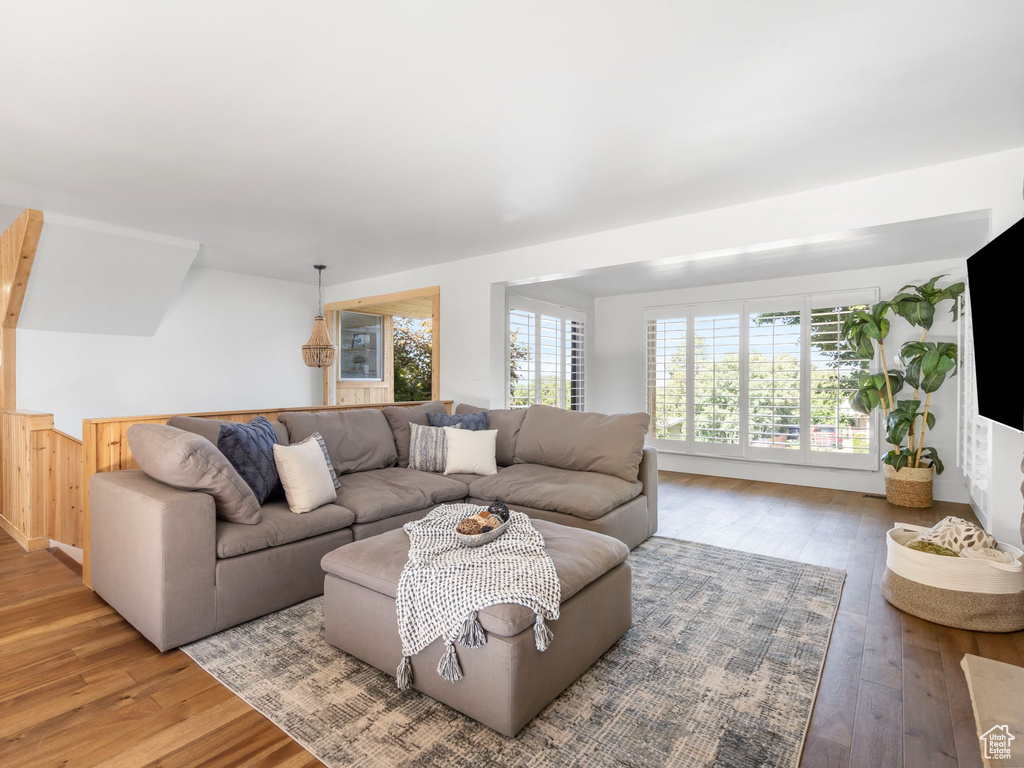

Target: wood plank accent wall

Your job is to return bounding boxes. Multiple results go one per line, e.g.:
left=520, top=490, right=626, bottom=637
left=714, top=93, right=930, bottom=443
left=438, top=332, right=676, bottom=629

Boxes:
left=0, top=411, right=83, bottom=552
left=80, top=400, right=452, bottom=588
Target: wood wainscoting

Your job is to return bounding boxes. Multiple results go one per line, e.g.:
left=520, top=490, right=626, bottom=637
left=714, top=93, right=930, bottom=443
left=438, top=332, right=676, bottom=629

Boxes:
left=0, top=410, right=83, bottom=552
left=80, top=400, right=452, bottom=588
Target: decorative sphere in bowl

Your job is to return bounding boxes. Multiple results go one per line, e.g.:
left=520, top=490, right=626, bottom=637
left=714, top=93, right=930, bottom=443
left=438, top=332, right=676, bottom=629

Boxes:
left=456, top=509, right=510, bottom=547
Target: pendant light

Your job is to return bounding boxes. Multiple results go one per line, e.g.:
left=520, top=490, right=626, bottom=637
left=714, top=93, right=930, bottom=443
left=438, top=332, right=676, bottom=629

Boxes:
left=301, top=264, right=337, bottom=368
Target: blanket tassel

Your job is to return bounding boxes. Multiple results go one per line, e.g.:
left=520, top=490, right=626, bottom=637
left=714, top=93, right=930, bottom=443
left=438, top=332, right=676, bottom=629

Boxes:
left=534, top=614, right=554, bottom=652
left=396, top=655, right=412, bottom=690
left=437, top=643, right=462, bottom=682
left=458, top=611, right=487, bottom=648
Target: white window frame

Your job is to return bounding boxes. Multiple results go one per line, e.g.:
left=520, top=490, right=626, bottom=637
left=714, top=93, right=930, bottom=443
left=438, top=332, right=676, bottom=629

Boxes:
left=506, top=295, right=586, bottom=411
left=959, top=285, right=990, bottom=513
left=644, top=288, right=879, bottom=471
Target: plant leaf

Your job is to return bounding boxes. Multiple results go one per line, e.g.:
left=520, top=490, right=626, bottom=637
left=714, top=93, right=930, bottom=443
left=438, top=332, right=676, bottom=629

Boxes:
left=886, top=411, right=914, bottom=445
left=850, top=386, right=880, bottom=415
left=920, top=446, right=945, bottom=475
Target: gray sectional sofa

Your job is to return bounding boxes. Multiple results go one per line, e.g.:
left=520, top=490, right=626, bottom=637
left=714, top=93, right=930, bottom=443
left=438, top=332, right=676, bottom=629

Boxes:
left=89, top=401, right=657, bottom=651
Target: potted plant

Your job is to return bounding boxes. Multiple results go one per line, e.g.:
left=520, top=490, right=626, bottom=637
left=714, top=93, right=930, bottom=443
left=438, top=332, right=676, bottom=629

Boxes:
left=842, top=275, right=965, bottom=507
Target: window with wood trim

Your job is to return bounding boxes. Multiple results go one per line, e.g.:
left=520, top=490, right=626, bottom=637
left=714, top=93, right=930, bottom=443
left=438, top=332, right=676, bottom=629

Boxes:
left=508, top=296, right=585, bottom=410
left=645, top=290, right=876, bottom=469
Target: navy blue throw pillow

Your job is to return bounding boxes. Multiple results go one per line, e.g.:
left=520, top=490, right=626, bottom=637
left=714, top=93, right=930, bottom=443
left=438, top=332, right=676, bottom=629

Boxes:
left=218, top=416, right=281, bottom=505
left=427, top=411, right=488, bottom=431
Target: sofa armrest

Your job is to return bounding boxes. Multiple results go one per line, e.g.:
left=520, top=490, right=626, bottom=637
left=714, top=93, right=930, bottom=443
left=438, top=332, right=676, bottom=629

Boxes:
left=638, top=447, right=658, bottom=538
left=90, top=469, right=218, bottom=651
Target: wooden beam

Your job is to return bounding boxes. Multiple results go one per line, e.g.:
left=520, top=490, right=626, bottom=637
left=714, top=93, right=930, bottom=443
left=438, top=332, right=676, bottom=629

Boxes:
left=431, top=291, right=440, bottom=400
left=0, top=210, right=44, bottom=412
left=324, top=285, right=439, bottom=313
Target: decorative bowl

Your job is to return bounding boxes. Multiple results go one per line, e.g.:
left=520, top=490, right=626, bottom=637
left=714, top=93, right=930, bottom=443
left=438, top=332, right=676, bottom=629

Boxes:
left=456, top=517, right=510, bottom=548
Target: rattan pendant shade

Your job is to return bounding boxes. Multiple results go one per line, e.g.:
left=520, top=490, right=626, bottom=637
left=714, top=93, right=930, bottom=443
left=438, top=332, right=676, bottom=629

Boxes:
left=302, top=265, right=337, bottom=369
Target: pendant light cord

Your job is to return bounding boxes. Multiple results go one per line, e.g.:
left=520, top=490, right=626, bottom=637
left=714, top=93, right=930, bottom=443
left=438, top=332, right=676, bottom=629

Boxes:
left=315, top=264, right=326, bottom=317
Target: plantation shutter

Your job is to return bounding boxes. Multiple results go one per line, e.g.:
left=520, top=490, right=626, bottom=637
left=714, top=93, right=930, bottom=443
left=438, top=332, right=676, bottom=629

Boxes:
left=508, top=306, right=536, bottom=408
left=646, top=314, right=687, bottom=440
left=692, top=308, right=742, bottom=454
left=808, top=293, right=875, bottom=469
left=507, top=296, right=585, bottom=410
left=959, top=286, right=990, bottom=511
left=643, top=290, right=876, bottom=469
left=747, top=303, right=802, bottom=456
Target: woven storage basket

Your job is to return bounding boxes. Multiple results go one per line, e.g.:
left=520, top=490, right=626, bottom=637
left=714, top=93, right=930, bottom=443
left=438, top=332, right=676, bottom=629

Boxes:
left=882, top=523, right=1024, bottom=632
left=884, top=464, right=933, bottom=508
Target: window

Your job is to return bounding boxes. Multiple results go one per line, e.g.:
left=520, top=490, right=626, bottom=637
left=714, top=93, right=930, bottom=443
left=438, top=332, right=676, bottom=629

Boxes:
left=748, top=307, right=801, bottom=453
left=336, top=311, right=383, bottom=380
left=645, top=290, right=876, bottom=469
left=508, top=296, right=585, bottom=410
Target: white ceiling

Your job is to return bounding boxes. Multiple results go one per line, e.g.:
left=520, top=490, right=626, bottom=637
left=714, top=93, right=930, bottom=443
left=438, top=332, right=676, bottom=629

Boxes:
left=511, top=211, right=992, bottom=298
left=0, top=1, right=1021, bottom=285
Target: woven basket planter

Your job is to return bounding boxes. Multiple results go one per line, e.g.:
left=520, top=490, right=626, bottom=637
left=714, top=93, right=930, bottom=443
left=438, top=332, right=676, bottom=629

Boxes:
left=884, top=464, right=933, bottom=508
left=882, top=523, right=1024, bottom=632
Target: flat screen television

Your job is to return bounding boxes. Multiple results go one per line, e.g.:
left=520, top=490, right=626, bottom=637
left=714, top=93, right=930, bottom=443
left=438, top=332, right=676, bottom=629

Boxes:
left=966, top=215, right=1024, bottom=431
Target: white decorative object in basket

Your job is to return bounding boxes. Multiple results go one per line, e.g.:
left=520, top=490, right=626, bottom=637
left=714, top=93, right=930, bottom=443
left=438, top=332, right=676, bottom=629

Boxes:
left=882, top=523, right=1024, bottom=632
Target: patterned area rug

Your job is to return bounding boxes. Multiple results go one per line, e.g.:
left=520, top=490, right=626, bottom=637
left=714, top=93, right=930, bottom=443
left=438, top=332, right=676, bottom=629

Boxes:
left=183, top=537, right=844, bottom=768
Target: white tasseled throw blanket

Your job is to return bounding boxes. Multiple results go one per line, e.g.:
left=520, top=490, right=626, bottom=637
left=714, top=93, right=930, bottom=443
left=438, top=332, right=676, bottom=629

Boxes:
left=395, top=503, right=561, bottom=689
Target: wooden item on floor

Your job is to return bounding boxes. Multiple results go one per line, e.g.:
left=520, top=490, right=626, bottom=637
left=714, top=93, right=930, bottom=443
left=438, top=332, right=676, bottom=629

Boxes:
left=961, top=653, right=1024, bottom=766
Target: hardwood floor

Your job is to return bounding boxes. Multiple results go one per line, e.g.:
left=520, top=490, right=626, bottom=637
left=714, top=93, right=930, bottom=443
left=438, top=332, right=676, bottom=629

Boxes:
left=1, top=471, right=1021, bottom=767
left=0, top=531, right=320, bottom=767
left=657, top=470, right=1024, bottom=768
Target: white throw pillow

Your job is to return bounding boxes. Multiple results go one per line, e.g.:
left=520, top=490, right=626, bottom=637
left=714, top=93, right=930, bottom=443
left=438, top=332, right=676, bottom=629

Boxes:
left=273, top=438, right=337, bottom=513
left=443, top=427, right=498, bottom=476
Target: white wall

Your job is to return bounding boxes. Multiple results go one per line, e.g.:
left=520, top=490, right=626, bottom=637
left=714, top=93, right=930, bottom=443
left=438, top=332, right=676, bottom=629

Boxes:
left=326, top=148, right=1024, bottom=404
left=507, top=282, right=595, bottom=319
left=17, top=266, right=322, bottom=437
left=590, top=259, right=968, bottom=503
left=325, top=146, right=1024, bottom=544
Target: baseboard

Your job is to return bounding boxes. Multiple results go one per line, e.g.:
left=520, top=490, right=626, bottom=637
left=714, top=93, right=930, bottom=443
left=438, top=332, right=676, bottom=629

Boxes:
left=0, top=514, right=50, bottom=552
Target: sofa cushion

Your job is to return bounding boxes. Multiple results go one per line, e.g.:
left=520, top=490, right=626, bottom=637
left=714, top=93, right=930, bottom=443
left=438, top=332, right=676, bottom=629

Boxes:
left=382, top=401, right=449, bottom=468
left=127, top=423, right=261, bottom=524
left=320, top=519, right=629, bottom=637
left=408, top=422, right=456, bottom=474
left=335, top=467, right=470, bottom=524
left=216, top=501, right=355, bottom=558
left=279, top=409, right=398, bottom=475
left=444, top=427, right=498, bottom=476
left=216, top=417, right=281, bottom=504
left=427, top=411, right=488, bottom=431
left=468, top=463, right=641, bottom=520
left=455, top=404, right=526, bottom=466
left=168, top=415, right=289, bottom=446
left=274, top=436, right=339, bottom=514
left=514, top=405, right=650, bottom=483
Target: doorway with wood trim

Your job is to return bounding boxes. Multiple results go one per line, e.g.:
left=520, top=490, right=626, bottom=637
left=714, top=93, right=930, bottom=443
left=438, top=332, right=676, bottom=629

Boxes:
left=323, top=286, right=440, bottom=405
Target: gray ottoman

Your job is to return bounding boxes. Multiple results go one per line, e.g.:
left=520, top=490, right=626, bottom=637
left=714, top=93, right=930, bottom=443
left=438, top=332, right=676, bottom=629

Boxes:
left=321, top=519, right=632, bottom=737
